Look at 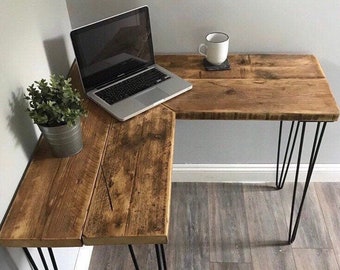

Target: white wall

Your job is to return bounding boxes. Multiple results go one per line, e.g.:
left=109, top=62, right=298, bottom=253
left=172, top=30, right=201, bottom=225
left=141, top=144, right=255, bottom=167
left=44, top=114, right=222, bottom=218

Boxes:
left=66, top=0, right=340, bottom=166
left=0, top=1, right=80, bottom=269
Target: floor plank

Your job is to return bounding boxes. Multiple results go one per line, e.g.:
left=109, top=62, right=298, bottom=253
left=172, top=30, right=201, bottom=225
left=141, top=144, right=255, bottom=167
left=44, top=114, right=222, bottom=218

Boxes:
left=89, top=244, right=158, bottom=270
left=243, top=183, right=289, bottom=244
left=293, top=249, right=339, bottom=270
left=89, top=245, right=131, bottom=270
left=280, top=183, right=332, bottom=248
left=88, top=182, right=340, bottom=270
left=315, top=183, right=340, bottom=267
left=252, top=245, right=297, bottom=270
left=166, top=183, right=210, bottom=270
left=243, top=183, right=296, bottom=270
left=208, top=183, right=251, bottom=263
left=210, top=262, right=252, bottom=270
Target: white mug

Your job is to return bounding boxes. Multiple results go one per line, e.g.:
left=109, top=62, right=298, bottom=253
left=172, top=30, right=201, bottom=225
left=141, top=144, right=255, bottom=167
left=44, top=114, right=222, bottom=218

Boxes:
left=198, top=32, right=229, bottom=65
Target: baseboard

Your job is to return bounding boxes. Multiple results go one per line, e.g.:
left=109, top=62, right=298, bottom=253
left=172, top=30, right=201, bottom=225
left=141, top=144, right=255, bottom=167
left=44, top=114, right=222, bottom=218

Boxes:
left=172, top=164, right=340, bottom=183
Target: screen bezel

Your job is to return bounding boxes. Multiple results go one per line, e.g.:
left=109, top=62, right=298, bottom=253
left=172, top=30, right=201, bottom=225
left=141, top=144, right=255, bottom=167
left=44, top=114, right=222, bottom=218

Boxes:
left=70, top=6, right=155, bottom=92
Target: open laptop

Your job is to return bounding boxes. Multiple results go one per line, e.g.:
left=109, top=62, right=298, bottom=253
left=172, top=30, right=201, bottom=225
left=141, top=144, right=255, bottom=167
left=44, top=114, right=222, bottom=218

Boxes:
left=70, top=6, right=192, bottom=121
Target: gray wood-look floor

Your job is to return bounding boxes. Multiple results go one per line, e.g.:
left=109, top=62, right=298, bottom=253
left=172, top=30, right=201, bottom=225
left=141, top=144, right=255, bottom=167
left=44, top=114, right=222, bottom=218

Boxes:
left=88, top=182, right=340, bottom=270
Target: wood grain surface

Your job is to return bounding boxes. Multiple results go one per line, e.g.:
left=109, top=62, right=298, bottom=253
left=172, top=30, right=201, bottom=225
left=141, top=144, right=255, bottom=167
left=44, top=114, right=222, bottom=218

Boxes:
left=208, top=183, right=251, bottom=263
left=83, top=106, right=175, bottom=245
left=1, top=55, right=338, bottom=248
left=0, top=103, right=111, bottom=247
left=157, top=54, right=339, bottom=121
left=167, top=183, right=210, bottom=270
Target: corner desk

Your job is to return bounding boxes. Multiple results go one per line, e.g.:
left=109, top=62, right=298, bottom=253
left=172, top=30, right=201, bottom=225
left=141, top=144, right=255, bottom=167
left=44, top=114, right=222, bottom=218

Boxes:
left=0, top=54, right=338, bottom=269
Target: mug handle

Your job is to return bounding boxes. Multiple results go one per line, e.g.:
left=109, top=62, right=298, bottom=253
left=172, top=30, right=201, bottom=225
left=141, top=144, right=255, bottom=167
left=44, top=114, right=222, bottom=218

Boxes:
left=198, top=43, right=207, bottom=57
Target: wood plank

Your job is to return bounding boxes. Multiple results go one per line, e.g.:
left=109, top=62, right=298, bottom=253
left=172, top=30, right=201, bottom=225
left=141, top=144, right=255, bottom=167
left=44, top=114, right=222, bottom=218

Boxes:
left=2, top=55, right=339, bottom=251
left=166, top=183, right=210, bottom=270
left=0, top=102, right=111, bottom=247
left=89, top=244, right=159, bottom=270
left=89, top=245, right=128, bottom=270
left=208, top=183, right=251, bottom=263
left=83, top=106, right=175, bottom=245
left=163, top=78, right=338, bottom=121
left=243, top=183, right=296, bottom=270
left=156, top=54, right=326, bottom=80
left=210, top=262, right=252, bottom=270
left=0, top=62, right=112, bottom=247
left=156, top=54, right=339, bottom=121
left=243, top=184, right=290, bottom=243
left=315, top=183, right=340, bottom=266
left=293, top=249, right=339, bottom=270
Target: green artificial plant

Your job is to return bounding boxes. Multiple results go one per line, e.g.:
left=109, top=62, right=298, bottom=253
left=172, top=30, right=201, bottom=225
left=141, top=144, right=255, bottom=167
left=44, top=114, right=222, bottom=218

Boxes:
left=24, top=74, right=86, bottom=127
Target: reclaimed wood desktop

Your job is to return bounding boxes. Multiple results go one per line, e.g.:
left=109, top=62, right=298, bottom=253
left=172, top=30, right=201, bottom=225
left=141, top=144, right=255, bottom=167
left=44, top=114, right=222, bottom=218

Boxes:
left=0, top=54, right=338, bottom=269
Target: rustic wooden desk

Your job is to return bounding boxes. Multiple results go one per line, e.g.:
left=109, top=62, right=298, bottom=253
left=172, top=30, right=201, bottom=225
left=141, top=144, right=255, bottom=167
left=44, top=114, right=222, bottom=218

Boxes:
left=0, top=54, right=338, bottom=269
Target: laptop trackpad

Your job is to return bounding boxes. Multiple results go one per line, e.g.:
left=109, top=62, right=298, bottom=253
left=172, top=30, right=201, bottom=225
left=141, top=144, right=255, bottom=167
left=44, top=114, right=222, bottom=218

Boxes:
left=136, top=88, right=169, bottom=106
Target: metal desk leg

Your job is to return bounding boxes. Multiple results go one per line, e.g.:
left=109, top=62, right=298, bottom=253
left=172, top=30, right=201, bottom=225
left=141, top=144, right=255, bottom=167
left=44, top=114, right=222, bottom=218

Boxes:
left=160, top=244, right=167, bottom=270
left=37, top=248, right=48, bottom=270
left=47, top=248, right=58, bottom=270
left=276, top=121, right=327, bottom=244
left=128, top=244, right=167, bottom=270
left=128, top=245, right=140, bottom=270
left=23, top=247, right=58, bottom=270
left=276, top=121, right=299, bottom=189
left=155, top=244, right=167, bottom=270
left=23, top=248, right=38, bottom=270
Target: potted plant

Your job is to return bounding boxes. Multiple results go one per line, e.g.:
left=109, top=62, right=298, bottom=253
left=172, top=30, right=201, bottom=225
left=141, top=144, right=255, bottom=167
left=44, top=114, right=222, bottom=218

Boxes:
left=24, top=74, right=87, bottom=157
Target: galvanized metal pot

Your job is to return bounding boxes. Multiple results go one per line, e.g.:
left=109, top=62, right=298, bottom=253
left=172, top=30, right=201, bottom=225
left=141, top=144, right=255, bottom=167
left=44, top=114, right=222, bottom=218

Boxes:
left=38, top=118, right=83, bottom=158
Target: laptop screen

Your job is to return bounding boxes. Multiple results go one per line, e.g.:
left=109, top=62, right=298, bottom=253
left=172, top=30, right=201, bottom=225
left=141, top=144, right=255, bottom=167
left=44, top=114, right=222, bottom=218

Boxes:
left=71, top=6, right=155, bottom=91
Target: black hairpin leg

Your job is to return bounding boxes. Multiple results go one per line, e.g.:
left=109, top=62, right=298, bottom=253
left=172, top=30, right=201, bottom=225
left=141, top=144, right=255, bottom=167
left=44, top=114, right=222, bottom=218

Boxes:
left=48, top=248, right=58, bottom=270
left=276, top=121, right=327, bottom=243
left=155, top=244, right=167, bottom=270
left=276, top=121, right=300, bottom=189
left=128, top=245, right=140, bottom=270
left=160, top=244, right=167, bottom=270
left=23, top=248, right=38, bottom=270
left=22, top=247, right=58, bottom=270
left=288, top=121, right=327, bottom=243
left=37, top=248, right=48, bottom=270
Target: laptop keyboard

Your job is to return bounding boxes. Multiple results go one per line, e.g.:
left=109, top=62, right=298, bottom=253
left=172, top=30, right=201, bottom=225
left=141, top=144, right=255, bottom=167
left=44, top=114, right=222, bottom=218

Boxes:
left=95, top=68, right=170, bottom=105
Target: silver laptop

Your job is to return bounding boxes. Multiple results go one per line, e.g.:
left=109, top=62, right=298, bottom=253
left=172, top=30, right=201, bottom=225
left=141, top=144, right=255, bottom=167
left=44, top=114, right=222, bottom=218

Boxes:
left=70, top=6, right=192, bottom=121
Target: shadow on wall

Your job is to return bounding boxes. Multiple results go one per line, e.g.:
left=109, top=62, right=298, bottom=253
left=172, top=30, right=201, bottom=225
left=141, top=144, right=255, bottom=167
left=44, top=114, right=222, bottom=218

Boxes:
left=0, top=246, right=19, bottom=270
left=6, top=36, right=71, bottom=160
left=43, top=36, right=70, bottom=76
left=7, top=89, right=38, bottom=160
